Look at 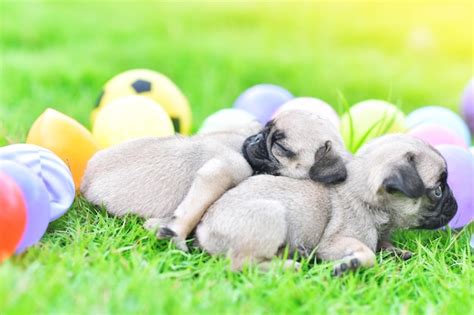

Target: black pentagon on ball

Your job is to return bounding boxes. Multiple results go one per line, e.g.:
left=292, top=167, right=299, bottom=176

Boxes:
left=131, top=79, right=152, bottom=93
left=171, top=117, right=181, bottom=132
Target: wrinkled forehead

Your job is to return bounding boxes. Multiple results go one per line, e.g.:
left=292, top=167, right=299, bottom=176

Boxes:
left=412, top=145, right=447, bottom=184
left=357, top=135, right=447, bottom=180
left=273, top=110, right=341, bottom=143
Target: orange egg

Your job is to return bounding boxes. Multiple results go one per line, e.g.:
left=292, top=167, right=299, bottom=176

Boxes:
left=27, top=108, right=99, bottom=189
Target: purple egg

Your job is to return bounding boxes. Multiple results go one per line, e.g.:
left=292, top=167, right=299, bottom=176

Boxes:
left=408, top=124, right=468, bottom=148
left=233, top=84, right=293, bottom=124
left=0, top=160, right=50, bottom=253
left=461, top=79, right=474, bottom=133
left=436, top=145, right=474, bottom=229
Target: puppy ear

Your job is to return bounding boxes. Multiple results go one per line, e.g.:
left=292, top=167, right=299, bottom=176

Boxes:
left=383, top=159, right=425, bottom=198
left=309, top=141, right=347, bottom=184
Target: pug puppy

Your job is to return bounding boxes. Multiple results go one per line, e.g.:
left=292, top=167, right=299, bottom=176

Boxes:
left=81, top=110, right=347, bottom=250
left=195, top=134, right=457, bottom=274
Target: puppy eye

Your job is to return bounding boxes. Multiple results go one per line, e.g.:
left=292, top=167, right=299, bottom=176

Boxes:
left=430, top=185, right=443, bottom=199
left=274, top=142, right=295, bottom=157
left=272, top=131, right=285, bottom=143
left=440, top=171, right=447, bottom=183
left=275, top=142, right=289, bottom=152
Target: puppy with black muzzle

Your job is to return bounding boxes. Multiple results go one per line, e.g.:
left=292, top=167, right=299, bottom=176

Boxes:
left=195, top=134, right=457, bottom=274
left=81, top=110, right=347, bottom=250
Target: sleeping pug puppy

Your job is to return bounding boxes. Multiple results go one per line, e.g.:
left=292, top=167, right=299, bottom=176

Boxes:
left=195, top=134, right=457, bottom=274
left=81, top=110, right=347, bottom=250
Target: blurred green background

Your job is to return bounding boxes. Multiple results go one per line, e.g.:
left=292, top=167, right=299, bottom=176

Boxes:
left=0, top=1, right=472, bottom=314
left=0, top=0, right=472, bottom=140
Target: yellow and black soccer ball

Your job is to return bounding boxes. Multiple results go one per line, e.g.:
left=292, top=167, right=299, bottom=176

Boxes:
left=92, top=69, right=192, bottom=135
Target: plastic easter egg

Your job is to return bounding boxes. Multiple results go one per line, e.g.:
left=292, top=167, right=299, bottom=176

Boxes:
left=436, top=145, right=474, bottom=229
left=93, top=69, right=192, bottom=134
left=0, top=161, right=50, bottom=253
left=340, top=100, right=406, bottom=152
left=0, top=144, right=75, bottom=221
left=407, top=124, right=468, bottom=148
left=233, top=84, right=293, bottom=124
left=406, top=106, right=471, bottom=146
left=27, top=108, right=99, bottom=189
left=92, top=95, right=175, bottom=148
left=461, top=79, right=474, bottom=133
left=0, top=172, right=27, bottom=262
left=198, top=108, right=261, bottom=134
left=273, top=97, right=340, bottom=129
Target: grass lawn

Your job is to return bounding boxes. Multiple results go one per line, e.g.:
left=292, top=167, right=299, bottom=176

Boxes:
left=0, top=1, right=473, bottom=314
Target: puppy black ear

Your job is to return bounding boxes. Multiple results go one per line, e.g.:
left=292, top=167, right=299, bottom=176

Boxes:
left=383, top=160, right=425, bottom=198
left=309, top=141, right=347, bottom=184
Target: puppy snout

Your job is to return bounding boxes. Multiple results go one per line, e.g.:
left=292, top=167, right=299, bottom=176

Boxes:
left=441, top=186, right=457, bottom=219
left=419, top=186, right=458, bottom=229
left=251, top=134, right=264, bottom=144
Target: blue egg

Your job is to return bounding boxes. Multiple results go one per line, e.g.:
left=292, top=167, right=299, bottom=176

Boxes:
left=233, top=84, right=293, bottom=124
left=406, top=106, right=471, bottom=145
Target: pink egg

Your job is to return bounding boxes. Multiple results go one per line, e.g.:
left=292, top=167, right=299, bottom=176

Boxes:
left=407, top=124, right=468, bottom=148
left=273, top=97, right=340, bottom=129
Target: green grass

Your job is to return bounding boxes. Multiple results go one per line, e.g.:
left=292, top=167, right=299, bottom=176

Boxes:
left=0, top=1, right=473, bottom=314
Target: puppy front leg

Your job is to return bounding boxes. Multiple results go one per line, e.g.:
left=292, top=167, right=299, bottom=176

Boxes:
left=143, top=218, right=161, bottom=233
left=160, top=156, right=252, bottom=250
left=378, top=240, right=413, bottom=260
left=318, top=237, right=376, bottom=276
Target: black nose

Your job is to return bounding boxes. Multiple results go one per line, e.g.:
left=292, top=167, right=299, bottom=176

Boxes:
left=251, top=134, right=264, bottom=144
left=443, top=188, right=458, bottom=219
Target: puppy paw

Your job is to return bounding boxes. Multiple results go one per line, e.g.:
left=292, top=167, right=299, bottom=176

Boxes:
left=385, top=247, right=413, bottom=260
left=379, top=241, right=413, bottom=260
left=285, top=260, right=302, bottom=271
left=143, top=218, right=161, bottom=233
left=171, top=237, right=189, bottom=252
left=332, top=257, right=360, bottom=277
left=397, top=250, right=413, bottom=261
left=157, top=227, right=189, bottom=252
left=158, top=226, right=178, bottom=239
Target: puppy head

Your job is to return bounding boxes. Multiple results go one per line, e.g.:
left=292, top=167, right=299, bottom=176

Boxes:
left=357, top=134, right=457, bottom=229
left=242, top=109, right=348, bottom=184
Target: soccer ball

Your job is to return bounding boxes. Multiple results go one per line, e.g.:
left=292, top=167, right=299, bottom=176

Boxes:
left=92, top=69, right=192, bottom=135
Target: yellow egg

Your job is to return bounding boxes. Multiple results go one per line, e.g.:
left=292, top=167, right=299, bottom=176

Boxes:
left=26, top=108, right=99, bottom=189
left=92, top=69, right=192, bottom=134
left=92, top=95, right=174, bottom=148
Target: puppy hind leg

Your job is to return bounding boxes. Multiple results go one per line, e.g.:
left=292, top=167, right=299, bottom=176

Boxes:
left=318, top=237, right=376, bottom=277
left=160, top=156, right=252, bottom=247
left=223, top=201, right=289, bottom=272
left=257, top=259, right=301, bottom=272
left=228, top=251, right=261, bottom=271
left=229, top=252, right=301, bottom=272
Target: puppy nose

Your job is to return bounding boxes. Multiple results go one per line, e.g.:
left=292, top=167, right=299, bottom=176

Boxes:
left=251, top=134, right=264, bottom=144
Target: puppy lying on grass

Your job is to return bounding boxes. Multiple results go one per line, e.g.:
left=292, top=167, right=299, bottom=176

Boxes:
left=81, top=110, right=348, bottom=250
left=195, top=134, right=457, bottom=274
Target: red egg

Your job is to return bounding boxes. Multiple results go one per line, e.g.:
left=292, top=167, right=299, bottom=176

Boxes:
left=0, top=172, right=27, bottom=262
